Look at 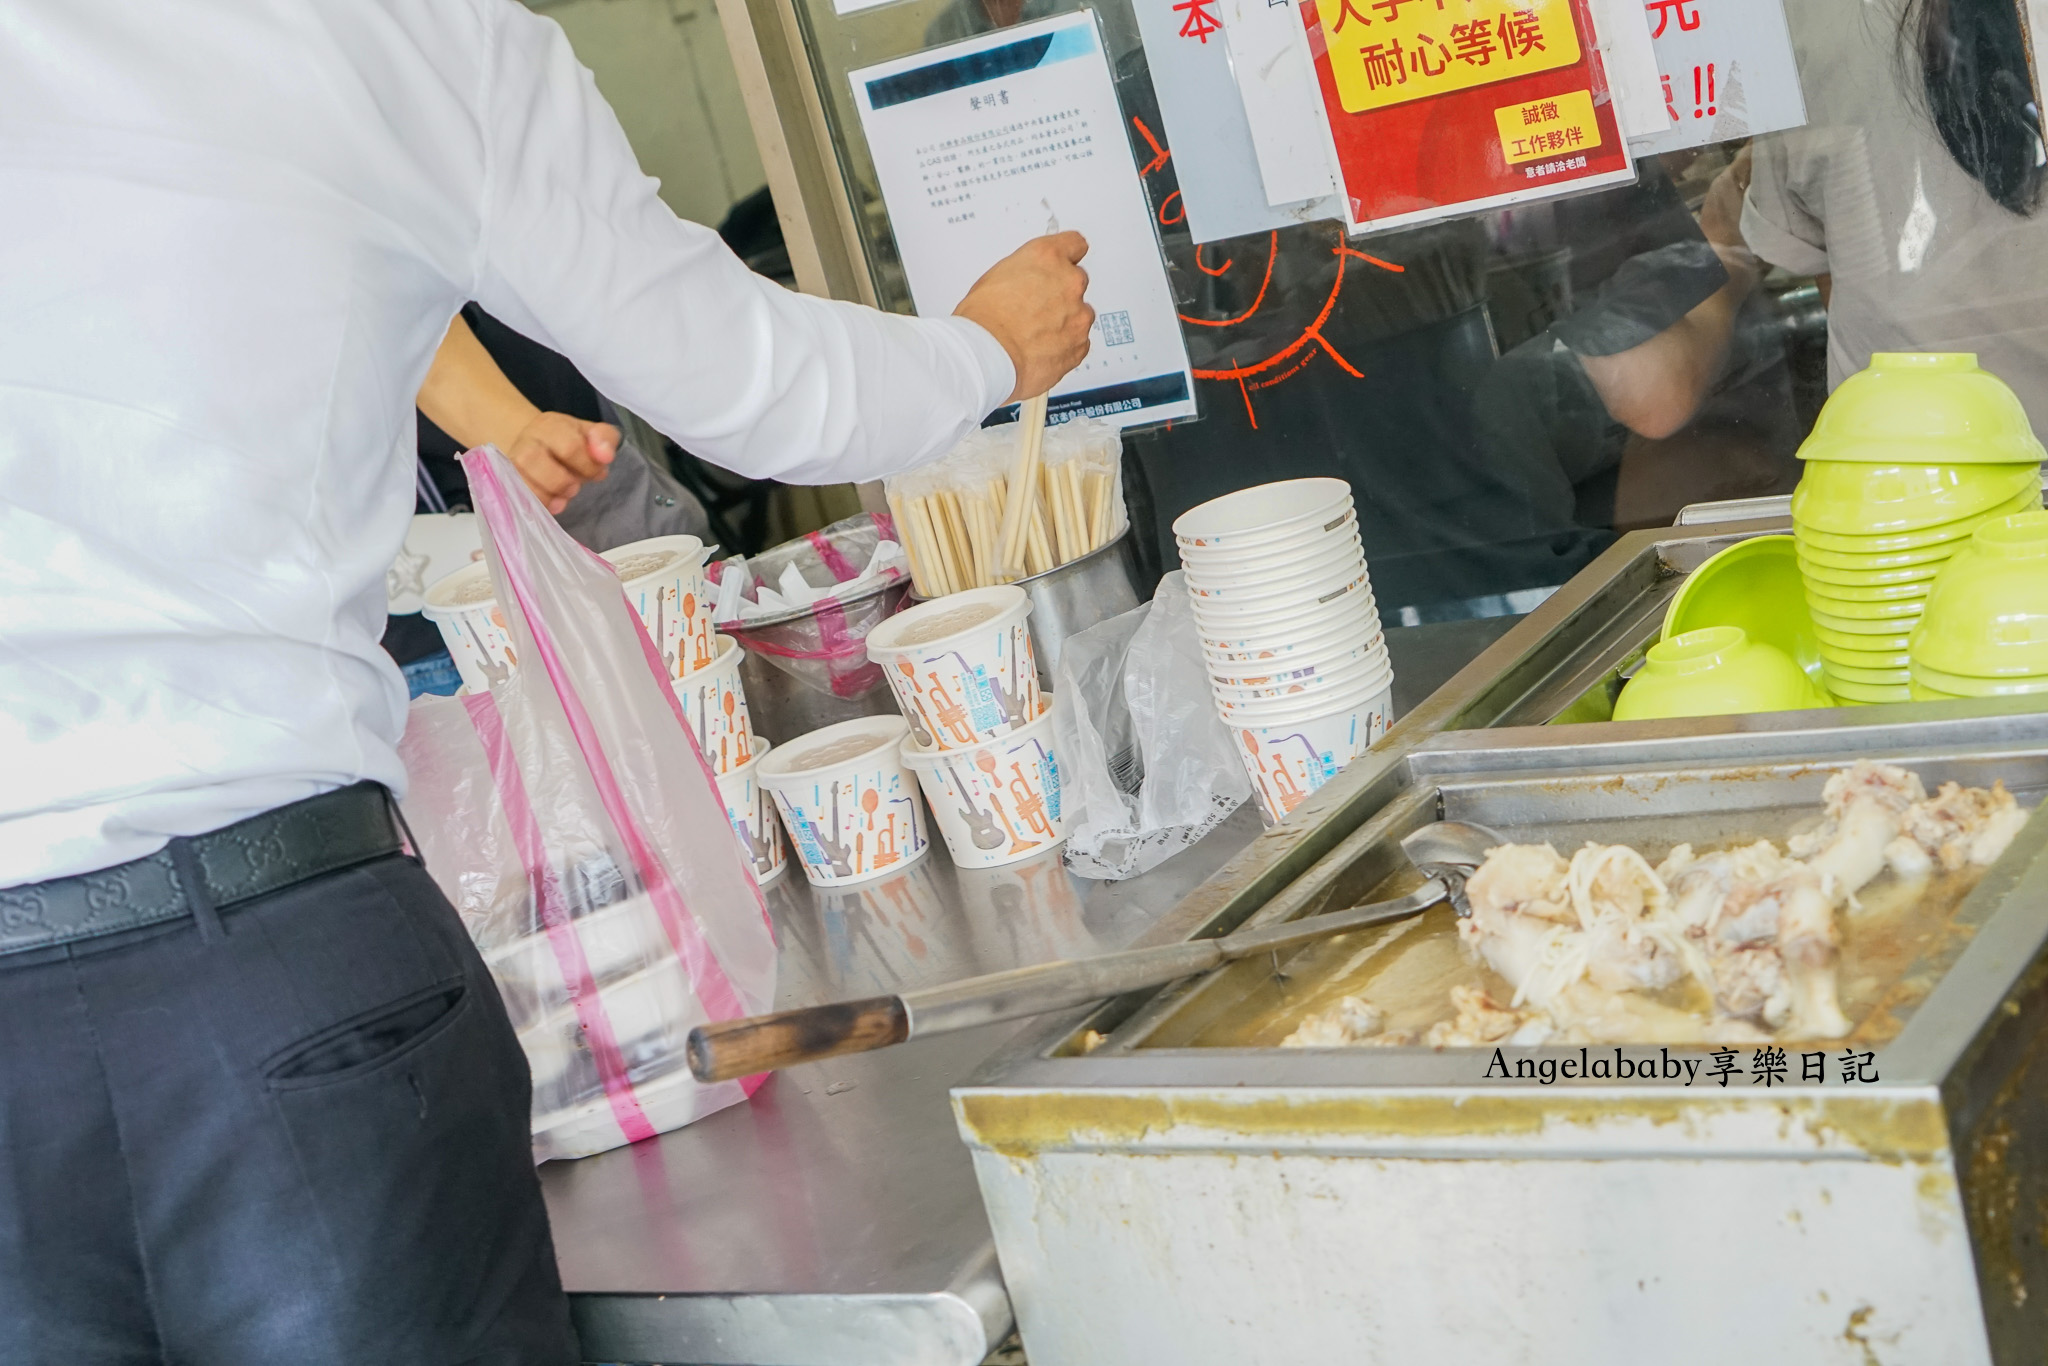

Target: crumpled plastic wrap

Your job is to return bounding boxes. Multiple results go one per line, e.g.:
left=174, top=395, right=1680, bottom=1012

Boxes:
left=1052, top=572, right=1250, bottom=880
left=711, top=512, right=913, bottom=700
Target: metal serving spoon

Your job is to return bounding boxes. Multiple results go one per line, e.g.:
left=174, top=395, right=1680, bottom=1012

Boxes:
left=685, top=820, right=1503, bottom=1084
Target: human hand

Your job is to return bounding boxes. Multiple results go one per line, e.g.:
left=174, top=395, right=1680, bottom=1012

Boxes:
left=1699, top=145, right=1757, bottom=286
left=506, top=412, right=618, bottom=515
left=954, top=231, right=1095, bottom=403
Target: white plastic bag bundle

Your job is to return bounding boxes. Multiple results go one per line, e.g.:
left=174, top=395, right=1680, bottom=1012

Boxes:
left=398, top=446, right=777, bottom=1162
left=1052, top=572, right=1250, bottom=880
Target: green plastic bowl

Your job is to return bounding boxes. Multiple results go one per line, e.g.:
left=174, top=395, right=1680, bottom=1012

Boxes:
left=1615, top=626, right=1831, bottom=721
left=1795, top=553, right=1946, bottom=589
left=1796, top=538, right=1963, bottom=572
left=1662, top=535, right=1821, bottom=684
left=1796, top=352, right=2048, bottom=467
left=1910, top=659, right=2048, bottom=697
left=1824, top=660, right=1913, bottom=687
left=1909, top=679, right=1969, bottom=702
left=1792, top=483, right=2041, bottom=553
left=1804, top=588, right=1929, bottom=622
left=1815, top=622, right=1913, bottom=653
left=1810, top=602, right=1928, bottom=635
left=1909, top=511, right=2048, bottom=678
left=1819, top=642, right=1913, bottom=670
left=1799, top=573, right=1935, bottom=603
left=1791, top=460, right=2040, bottom=536
left=1825, top=675, right=1915, bottom=704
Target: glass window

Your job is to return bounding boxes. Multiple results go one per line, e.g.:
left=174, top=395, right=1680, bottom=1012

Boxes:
left=783, top=0, right=2046, bottom=620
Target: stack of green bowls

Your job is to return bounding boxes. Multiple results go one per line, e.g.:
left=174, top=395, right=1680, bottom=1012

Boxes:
left=1908, top=511, right=2048, bottom=700
left=1789, top=352, right=2045, bottom=704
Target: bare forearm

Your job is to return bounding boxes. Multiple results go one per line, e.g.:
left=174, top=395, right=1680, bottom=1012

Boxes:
left=416, top=314, right=541, bottom=451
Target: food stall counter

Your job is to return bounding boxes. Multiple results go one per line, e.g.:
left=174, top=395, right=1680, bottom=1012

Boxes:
left=540, top=618, right=1513, bottom=1366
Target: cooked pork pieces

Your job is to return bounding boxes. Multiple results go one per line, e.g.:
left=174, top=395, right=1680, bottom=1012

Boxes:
left=1280, top=762, right=2028, bottom=1049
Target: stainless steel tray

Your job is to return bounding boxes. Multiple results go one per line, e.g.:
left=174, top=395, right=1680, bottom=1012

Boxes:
left=958, top=709, right=2048, bottom=1365
left=952, top=518, right=2048, bottom=1366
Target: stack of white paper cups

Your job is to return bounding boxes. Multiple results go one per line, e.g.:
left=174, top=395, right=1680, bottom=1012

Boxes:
left=1173, top=478, right=1394, bottom=826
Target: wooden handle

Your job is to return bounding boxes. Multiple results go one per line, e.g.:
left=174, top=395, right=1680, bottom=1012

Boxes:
left=686, top=995, right=910, bottom=1082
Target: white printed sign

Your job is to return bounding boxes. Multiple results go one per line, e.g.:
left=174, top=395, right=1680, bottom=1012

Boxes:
left=1625, top=0, right=1806, bottom=154
left=851, top=12, right=1198, bottom=428
left=1129, top=0, right=1345, bottom=243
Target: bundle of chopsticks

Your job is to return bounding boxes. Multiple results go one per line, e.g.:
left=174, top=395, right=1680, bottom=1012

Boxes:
left=883, top=410, right=1125, bottom=598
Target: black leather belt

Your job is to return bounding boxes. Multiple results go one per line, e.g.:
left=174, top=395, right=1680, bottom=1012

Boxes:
left=0, top=782, right=405, bottom=957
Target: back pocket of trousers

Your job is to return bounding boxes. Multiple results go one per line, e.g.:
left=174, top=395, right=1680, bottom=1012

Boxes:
left=264, top=980, right=468, bottom=1087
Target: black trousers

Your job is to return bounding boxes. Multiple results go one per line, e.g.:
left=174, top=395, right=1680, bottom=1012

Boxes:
left=0, top=852, right=580, bottom=1365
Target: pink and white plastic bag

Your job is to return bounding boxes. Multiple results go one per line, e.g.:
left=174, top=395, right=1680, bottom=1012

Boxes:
left=398, top=447, right=777, bottom=1162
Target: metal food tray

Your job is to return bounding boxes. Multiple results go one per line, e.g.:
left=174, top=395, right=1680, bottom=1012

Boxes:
left=952, top=522, right=2048, bottom=1366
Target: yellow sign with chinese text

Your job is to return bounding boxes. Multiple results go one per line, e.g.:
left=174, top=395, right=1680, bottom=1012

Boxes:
left=1317, top=0, right=1581, bottom=114
left=1492, top=88, right=1600, bottom=163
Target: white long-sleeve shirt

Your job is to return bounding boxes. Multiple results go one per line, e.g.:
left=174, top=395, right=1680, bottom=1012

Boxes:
left=0, top=0, right=1014, bottom=886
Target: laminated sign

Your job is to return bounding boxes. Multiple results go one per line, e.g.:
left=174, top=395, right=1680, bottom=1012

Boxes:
left=1625, top=0, right=1806, bottom=154
left=1303, top=0, right=1637, bottom=232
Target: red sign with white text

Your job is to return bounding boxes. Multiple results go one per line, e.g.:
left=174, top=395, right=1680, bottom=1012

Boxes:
left=1302, top=0, right=1637, bottom=233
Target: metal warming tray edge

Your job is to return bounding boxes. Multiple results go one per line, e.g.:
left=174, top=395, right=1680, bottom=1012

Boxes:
left=951, top=521, right=2048, bottom=1365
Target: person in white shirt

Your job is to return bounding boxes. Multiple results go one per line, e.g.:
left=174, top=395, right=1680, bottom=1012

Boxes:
left=0, top=1, right=1091, bottom=1361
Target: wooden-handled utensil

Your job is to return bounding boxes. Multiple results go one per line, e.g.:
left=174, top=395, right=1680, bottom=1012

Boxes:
left=686, top=820, right=1504, bottom=1083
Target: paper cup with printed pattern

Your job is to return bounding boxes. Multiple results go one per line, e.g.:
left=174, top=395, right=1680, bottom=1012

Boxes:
left=673, top=634, right=756, bottom=775
left=864, top=585, right=1039, bottom=751
left=715, top=740, right=787, bottom=885
left=1173, top=478, right=1354, bottom=553
left=758, top=715, right=929, bottom=887
left=1232, top=683, right=1395, bottom=826
left=422, top=560, right=519, bottom=693
left=901, top=695, right=1065, bottom=870
left=601, top=535, right=716, bottom=684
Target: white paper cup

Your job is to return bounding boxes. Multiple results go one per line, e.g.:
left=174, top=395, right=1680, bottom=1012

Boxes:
left=901, top=695, right=1065, bottom=869
left=421, top=560, right=519, bottom=693
left=1189, top=569, right=1376, bottom=631
left=520, top=953, right=696, bottom=1112
left=674, top=633, right=756, bottom=775
left=1212, top=657, right=1392, bottom=713
left=1233, top=684, right=1395, bottom=825
left=485, top=891, right=671, bottom=1030
left=716, top=739, right=787, bottom=885
left=1202, top=619, right=1383, bottom=675
left=1196, top=589, right=1381, bottom=649
left=1173, top=478, right=1353, bottom=550
left=865, top=585, right=1039, bottom=751
left=1177, top=513, right=1361, bottom=572
left=1213, top=663, right=1395, bottom=725
left=1183, top=551, right=1371, bottom=602
left=602, top=535, right=716, bottom=683
left=1180, top=524, right=1364, bottom=578
left=759, top=715, right=930, bottom=886
left=1210, top=650, right=1392, bottom=705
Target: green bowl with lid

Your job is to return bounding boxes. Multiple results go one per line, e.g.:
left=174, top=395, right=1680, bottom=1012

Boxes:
left=1792, top=482, right=2041, bottom=554
left=1796, top=352, right=2048, bottom=468
left=1662, top=535, right=1821, bottom=685
left=1616, top=625, right=1831, bottom=721
left=1909, top=511, right=2048, bottom=677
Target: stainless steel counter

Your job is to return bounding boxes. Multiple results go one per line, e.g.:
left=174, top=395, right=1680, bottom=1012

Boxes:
left=542, top=619, right=1510, bottom=1366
